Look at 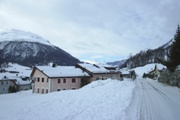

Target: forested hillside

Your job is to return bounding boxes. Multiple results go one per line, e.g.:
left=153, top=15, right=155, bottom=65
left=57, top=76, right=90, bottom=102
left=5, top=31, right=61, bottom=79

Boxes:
left=125, top=39, right=173, bottom=69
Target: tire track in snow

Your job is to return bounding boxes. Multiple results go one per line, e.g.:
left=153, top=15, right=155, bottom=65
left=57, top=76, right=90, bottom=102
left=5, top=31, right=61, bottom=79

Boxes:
left=138, top=79, right=180, bottom=120
left=146, top=81, right=180, bottom=120
left=140, top=80, right=154, bottom=120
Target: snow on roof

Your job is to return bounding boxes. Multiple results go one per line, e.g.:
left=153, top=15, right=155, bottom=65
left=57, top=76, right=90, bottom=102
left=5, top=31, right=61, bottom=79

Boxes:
left=36, top=66, right=90, bottom=77
left=121, top=71, right=130, bottom=74
left=77, top=63, right=109, bottom=73
left=13, top=77, right=31, bottom=85
left=0, top=73, right=31, bottom=85
left=120, top=68, right=130, bottom=74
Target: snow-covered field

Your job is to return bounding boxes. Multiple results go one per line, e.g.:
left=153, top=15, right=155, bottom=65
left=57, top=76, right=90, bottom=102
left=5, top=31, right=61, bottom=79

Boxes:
left=0, top=79, right=135, bottom=120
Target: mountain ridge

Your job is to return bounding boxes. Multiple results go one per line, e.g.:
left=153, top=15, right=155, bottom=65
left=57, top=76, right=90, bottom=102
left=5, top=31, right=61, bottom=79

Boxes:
left=107, top=39, right=173, bottom=69
left=0, top=29, right=80, bottom=66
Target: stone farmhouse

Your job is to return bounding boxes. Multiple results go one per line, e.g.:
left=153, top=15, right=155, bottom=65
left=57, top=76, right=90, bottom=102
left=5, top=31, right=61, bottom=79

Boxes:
left=31, top=63, right=121, bottom=94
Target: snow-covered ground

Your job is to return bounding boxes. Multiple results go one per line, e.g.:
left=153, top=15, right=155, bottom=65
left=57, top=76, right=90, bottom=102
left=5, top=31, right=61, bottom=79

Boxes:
left=0, top=79, right=135, bottom=120
left=3, top=63, right=32, bottom=77
left=1, top=63, right=180, bottom=120
left=126, top=77, right=180, bottom=120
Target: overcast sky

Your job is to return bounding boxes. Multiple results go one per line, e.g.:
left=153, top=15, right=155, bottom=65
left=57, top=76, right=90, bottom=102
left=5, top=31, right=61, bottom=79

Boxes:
left=0, top=0, right=180, bottom=63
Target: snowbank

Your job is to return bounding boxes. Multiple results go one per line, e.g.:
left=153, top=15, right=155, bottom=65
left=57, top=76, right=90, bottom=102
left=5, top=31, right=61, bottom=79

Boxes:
left=0, top=79, right=135, bottom=120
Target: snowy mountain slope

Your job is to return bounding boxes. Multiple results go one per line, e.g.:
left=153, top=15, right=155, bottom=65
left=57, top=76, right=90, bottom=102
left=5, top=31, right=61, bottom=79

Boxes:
left=160, top=38, right=173, bottom=49
left=108, top=39, right=173, bottom=69
left=125, top=39, right=173, bottom=69
left=0, top=29, right=52, bottom=46
left=0, top=79, right=135, bottom=120
left=0, top=29, right=80, bottom=66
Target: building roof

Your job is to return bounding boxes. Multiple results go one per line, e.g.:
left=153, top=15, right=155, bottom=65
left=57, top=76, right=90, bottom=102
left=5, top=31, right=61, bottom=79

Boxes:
left=77, top=63, right=110, bottom=74
left=34, top=66, right=90, bottom=78
left=0, top=73, right=31, bottom=85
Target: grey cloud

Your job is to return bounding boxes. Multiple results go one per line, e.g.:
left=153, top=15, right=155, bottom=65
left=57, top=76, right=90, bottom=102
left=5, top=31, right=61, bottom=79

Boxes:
left=0, top=0, right=180, bottom=62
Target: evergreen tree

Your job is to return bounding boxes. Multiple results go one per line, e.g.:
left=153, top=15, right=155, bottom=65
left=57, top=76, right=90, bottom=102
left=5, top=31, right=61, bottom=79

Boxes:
left=168, top=25, right=180, bottom=71
left=12, top=86, right=17, bottom=92
left=8, top=85, right=13, bottom=93
left=157, top=25, right=180, bottom=71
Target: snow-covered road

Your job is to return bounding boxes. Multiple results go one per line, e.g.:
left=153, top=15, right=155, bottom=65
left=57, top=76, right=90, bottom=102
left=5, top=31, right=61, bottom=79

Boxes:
left=126, top=78, right=180, bottom=120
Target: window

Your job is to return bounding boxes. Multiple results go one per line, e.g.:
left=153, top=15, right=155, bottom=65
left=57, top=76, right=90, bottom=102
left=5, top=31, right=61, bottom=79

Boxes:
left=57, top=89, right=61, bottom=91
left=3, top=87, right=6, bottom=91
left=58, top=79, right=61, bottom=83
left=37, top=88, right=39, bottom=93
left=46, top=89, right=48, bottom=93
left=96, top=77, right=100, bottom=80
left=1, top=81, right=4, bottom=85
left=37, top=77, right=40, bottom=82
left=63, top=79, right=66, bottom=83
left=72, top=78, right=76, bottom=83
left=6, top=81, right=8, bottom=84
left=47, top=78, right=48, bottom=83
left=42, top=89, right=44, bottom=94
left=72, top=88, right=76, bottom=90
left=42, top=78, right=44, bottom=82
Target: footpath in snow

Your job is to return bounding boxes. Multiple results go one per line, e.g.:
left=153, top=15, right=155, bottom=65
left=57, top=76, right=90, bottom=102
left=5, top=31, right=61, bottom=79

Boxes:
left=0, top=79, right=135, bottom=120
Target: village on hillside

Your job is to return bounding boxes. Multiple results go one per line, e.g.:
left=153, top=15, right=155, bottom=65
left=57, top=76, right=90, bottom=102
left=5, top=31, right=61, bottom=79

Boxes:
left=0, top=62, right=121, bottom=94
left=0, top=61, right=166, bottom=94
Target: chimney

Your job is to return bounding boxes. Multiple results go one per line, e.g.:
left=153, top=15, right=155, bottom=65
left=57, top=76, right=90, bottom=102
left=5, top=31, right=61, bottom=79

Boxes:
left=52, top=63, right=56, bottom=68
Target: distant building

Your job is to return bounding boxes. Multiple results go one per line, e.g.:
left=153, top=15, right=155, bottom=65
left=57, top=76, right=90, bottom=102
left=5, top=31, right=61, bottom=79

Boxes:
left=0, top=75, right=32, bottom=94
left=0, top=63, right=33, bottom=94
left=0, top=77, right=16, bottom=94
left=148, top=64, right=161, bottom=79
